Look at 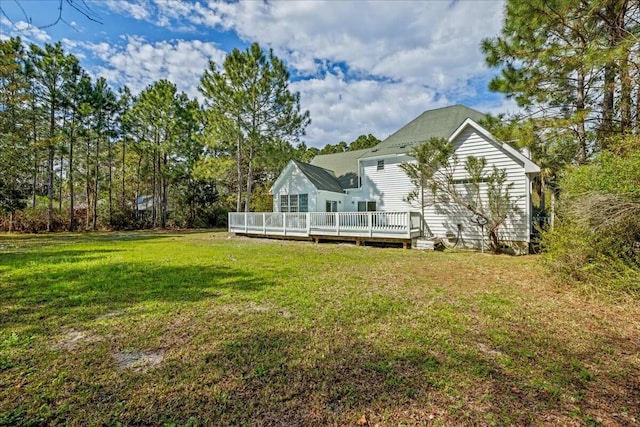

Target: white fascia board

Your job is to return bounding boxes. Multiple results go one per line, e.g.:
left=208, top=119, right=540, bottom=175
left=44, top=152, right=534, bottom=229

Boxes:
left=359, top=153, right=408, bottom=161
left=501, top=142, right=541, bottom=174
left=449, top=118, right=541, bottom=175
left=269, top=160, right=298, bottom=194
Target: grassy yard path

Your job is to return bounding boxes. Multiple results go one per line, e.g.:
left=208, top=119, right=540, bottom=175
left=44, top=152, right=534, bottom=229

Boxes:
left=1, top=231, right=638, bottom=425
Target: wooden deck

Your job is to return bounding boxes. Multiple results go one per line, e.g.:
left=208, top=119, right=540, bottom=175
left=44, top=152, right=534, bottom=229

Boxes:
left=228, top=211, right=422, bottom=247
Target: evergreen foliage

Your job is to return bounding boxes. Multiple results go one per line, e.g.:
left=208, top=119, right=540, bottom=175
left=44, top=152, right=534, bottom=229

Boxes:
left=0, top=38, right=323, bottom=231
left=485, top=0, right=640, bottom=294
left=198, top=42, right=311, bottom=213
left=544, top=144, right=640, bottom=297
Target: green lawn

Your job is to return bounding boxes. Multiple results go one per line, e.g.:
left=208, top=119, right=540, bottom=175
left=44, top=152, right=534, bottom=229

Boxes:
left=1, top=231, right=638, bottom=426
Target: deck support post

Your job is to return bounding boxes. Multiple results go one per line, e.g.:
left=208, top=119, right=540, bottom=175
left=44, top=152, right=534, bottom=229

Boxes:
left=406, top=211, right=411, bottom=239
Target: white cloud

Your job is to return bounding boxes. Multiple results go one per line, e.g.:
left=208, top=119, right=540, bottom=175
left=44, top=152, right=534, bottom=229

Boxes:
left=103, top=0, right=152, bottom=21
left=3, top=20, right=52, bottom=43
left=116, top=0, right=511, bottom=146
left=192, top=1, right=504, bottom=90
left=292, top=74, right=448, bottom=147
left=63, top=0, right=518, bottom=148
left=65, top=36, right=226, bottom=100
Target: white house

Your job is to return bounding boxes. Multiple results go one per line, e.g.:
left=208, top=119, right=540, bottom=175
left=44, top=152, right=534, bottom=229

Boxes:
left=230, top=105, right=540, bottom=251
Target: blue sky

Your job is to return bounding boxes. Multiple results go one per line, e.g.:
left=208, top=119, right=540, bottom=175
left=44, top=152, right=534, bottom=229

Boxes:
left=1, top=0, right=517, bottom=148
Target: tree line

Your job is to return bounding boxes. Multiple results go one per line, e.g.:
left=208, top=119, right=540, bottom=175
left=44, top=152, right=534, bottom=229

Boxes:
left=0, top=38, right=380, bottom=232
left=482, top=0, right=640, bottom=295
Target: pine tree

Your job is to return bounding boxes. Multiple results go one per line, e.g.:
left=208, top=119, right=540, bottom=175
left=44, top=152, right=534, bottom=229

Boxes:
left=199, top=43, right=310, bottom=212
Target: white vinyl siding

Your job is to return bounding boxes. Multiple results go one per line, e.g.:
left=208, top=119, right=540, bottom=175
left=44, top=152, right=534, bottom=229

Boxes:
left=426, top=128, right=529, bottom=244
left=272, top=164, right=318, bottom=212
left=316, top=190, right=348, bottom=212
left=359, top=155, right=414, bottom=212
left=358, top=127, right=531, bottom=244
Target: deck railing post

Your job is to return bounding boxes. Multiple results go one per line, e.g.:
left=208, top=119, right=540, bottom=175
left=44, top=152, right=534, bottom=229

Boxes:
left=306, top=212, right=310, bottom=236
left=368, top=212, right=373, bottom=237
left=244, top=212, right=248, bottom=233
left=263, top=213, right=266, bottom=235
left=283, top=213, right=286, bottom=236
left=335, top=212, right=339, bottom=235
left=406, top=211, right=410, bottom=238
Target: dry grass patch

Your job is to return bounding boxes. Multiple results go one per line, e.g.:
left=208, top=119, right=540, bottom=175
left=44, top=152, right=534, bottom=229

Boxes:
left=0, top=231, right=638, bottom=426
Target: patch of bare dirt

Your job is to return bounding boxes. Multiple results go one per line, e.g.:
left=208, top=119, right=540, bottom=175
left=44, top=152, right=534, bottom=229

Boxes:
left=95, top=310, right=125, bottom=320
left=213, top=302, right=292, bottom=318
left=114, top=350, right=164, bottom=373
left=53, top=329, right=102, bottom=351
left=477, top=342, right=504, bottom=358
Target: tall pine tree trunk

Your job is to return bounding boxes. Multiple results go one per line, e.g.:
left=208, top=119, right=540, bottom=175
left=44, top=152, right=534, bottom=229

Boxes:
left=636, top=66, right=640, bottom=133
left=86, top=137, right=91, bottom=229
left=47, top=105, right=55, bottom=231
left=93, top=136, right=99, bottom=230
left=135, top=153, right=142, bottom=221
left=236, top=133, right=243, bottom=212
left=539, top=175, right=546, bottom=213
left=107, top=119, right=113, bottom=226
left=244, top=145, right=254, bottom=213
left=576, top=64, right=587, bottom=164
left=58, top=153, right=63, bottom=213
left=122, top=138, right=126, bottom=212
left=151, top=148, right=157, bottom=227
left=620, top=53, right=631, bottom=132
left=32, top=149, right=38, bottom=209
left=69, top=132, right=74, bottom=231
left=31, top=100, right=38, bottom=209
left=161, top=152, right=168, bottom=228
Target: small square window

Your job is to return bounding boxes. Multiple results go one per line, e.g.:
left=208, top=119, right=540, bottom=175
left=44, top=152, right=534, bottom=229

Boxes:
left=377, top=160, right=384, bottom=171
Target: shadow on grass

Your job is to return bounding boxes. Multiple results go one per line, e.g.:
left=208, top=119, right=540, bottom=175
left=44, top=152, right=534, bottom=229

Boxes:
left=0, top=259, right=273, bottom=328
left=2, top=304, right=639, bottom=425
left=95, top=324, right=640, bottom=426
left=0, top=249, right=123, bottom=271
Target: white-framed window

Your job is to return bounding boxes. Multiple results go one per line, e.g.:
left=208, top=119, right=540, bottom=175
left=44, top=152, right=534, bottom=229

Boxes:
left=289, top=194, right=299, bottom=212
left=357, top=201, right=377, bottom=212
left=377, top=160, right=385, bottom=171
left=280, top=193, right=308, bottom=212
left=325, top=200, right=338, bottom=212
left=299, top=194, right=308, bottom=212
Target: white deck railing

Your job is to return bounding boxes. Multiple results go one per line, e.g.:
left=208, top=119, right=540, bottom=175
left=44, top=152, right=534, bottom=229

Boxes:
left=229, top=211, right=422, bottom=239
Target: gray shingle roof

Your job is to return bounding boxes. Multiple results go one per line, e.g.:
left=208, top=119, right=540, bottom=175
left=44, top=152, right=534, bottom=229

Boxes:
left=293, top=160, right=344, bottom=193
left=359, top=105, right=486, bottom=158
left=309, top=148, right=369, bottom=189
left=300, top=105, right=490, bottom=191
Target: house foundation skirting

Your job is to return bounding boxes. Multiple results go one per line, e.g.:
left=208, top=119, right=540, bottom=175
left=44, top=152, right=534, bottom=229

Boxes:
left=232, top=231, right=415, bottom=249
